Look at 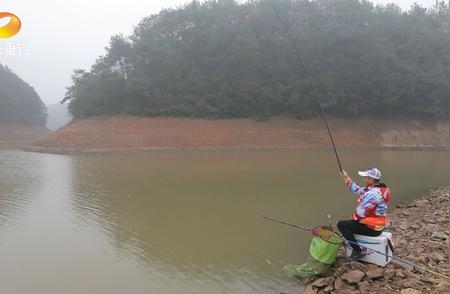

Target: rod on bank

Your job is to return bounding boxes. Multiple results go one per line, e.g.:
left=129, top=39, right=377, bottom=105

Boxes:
left=263, top=215, right=449, bottom=279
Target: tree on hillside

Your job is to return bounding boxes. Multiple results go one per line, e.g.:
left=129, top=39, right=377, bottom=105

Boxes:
left=0, top=64, right=47, bottom=126
left=63, top=0, right=450, bottom=120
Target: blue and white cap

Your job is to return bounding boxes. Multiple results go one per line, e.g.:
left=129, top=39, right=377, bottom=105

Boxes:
left=358, top=167, right=381, bottom=180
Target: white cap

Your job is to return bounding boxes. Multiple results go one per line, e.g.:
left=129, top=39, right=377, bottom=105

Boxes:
left=358, top=167, right=381, bottom=180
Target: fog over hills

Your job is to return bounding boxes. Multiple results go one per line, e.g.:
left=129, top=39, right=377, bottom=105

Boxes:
left=46, top=103, right=72, bottom=131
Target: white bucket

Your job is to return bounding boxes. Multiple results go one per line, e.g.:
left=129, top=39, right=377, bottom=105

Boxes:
left=345, top=232, right=394, bottom=267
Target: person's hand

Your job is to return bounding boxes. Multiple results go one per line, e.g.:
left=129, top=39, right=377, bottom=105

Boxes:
left=340, top=170, right=351, bottom=185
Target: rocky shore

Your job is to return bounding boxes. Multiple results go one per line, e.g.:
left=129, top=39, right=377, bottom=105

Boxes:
left=301, top=186, right=449, bottom=294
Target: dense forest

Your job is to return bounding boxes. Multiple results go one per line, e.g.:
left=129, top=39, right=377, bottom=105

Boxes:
left=0, top=64, right=47, bottom=125
left=63, top=0, right=449, bottom=120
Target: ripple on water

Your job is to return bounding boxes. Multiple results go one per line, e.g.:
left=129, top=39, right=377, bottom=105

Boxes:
left=0, top=151, right=47, bottom=223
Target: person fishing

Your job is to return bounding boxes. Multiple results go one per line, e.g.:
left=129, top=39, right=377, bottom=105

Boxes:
left=337, top=167, right=391, bottom=260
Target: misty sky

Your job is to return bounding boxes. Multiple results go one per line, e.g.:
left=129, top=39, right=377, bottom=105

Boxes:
left=0, top=0, right=439, bottom=105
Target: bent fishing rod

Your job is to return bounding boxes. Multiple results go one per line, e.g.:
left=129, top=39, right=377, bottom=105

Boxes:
left=263, top=215, right=449, bottom=279
left=267, top=0, right=343, bottom=172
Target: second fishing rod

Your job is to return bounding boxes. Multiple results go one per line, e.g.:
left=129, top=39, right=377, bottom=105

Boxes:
left=263, top=215, right=449, bottom=279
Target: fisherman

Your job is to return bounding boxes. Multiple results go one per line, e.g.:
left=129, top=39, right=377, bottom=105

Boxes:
left=337, top=167, right=391, bottom=260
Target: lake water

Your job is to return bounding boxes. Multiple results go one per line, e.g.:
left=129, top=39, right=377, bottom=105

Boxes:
left=0, top=149, right=447, bottom=294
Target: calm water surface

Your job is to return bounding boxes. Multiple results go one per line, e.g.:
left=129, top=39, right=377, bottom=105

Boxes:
left=0, top=149, right=447, bottom=294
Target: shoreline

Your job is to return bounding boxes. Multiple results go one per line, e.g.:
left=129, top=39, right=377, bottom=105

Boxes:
left=22, top=144, right=449, bottom=155
left=27, top=116, right=449, bottom=155
left=301, top=186, right=449, bottom=294
left=0, top=125, right=49, bottom=149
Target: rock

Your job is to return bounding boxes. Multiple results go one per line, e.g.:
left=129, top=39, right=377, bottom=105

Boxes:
left=400, top=289, right=422, bottom=294
left=323, top=285, right=334, bottom=293
left=404, top=270, right=420, bottom=280
left=302, top=277, right=316, bottom=285
left=341, top=270, right=365, bottom=284
left=357, top=280, right=370, bottom=292
left=430, top=252, right=445, bottom=262
left=334, top=278, right=345, bottom=291
left=424, top=218, right=435, bottom=224
left=366, top=268, right=383, bottom=280
left=366, top=263, right=380, bottom=270
left=384, top=269, right=396, bottom=280
left=414, top=246, right=424, bottom=254
left=409, top=224, right=420, bottom=230
left=304, top=285, right=316, bottom=294
left=402, top=211, right=410, bottom=216
left=395, top=269, right=405, bottom=278
left=427, top=242, right=443, bottom=249
left=430, top=231, right=448, bottom=241
left=407, top=254, right=426, bottom=264
left=437, top=217, right=447, bottom=223
left=419, top=276, right=436, bottom=285
left=334, top=266, right=348, bottom=276
left=350, top=261, right=368, bottom=272
left=416, top=199, right=429, bottom=206
left=402, top=231, right=413, bottom=238
left=436, top=281, right=450, bottom=291
left=403, top=278, right=424, bottom=288
left=311, top=277, right=334, bottom=288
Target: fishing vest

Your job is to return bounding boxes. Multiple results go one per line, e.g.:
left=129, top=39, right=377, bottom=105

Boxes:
left=352, top=185, right=391, bottom=231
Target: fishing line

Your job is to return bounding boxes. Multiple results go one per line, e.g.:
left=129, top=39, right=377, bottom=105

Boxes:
left=264, top=0, right=447, bottom=281
left=267, top=0, right=343, bottom=172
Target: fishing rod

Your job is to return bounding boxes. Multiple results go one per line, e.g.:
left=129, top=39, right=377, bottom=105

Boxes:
left=263, top=215, right=341, bottom=244
left=344, top=237, right=449, bottom=279
left=263, top=215, right=312, bottom=231
left=263, top=215, right=449, bottom=279
left=267, top=0, right=343, bottom=172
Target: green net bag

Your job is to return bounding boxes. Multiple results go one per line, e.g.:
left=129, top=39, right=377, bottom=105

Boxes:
left=283, top=230, right=342, bottom=278
left=309, top=234, right=342, bottom=264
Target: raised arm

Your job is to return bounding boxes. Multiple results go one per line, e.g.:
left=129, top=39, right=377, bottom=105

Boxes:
left=340, top=170, right=364, bottom=197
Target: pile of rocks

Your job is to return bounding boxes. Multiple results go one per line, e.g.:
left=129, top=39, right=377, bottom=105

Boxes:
left=302, top=186, right=449, bottom=294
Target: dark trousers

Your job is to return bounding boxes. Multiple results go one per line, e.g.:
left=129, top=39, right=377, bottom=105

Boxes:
left=337, top=220, right=382, bottom=252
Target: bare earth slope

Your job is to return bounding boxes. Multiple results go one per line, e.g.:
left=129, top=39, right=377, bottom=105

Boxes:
left=29, top=116, right=448, bottom=153
left=0, top=125, right=49, bottom=149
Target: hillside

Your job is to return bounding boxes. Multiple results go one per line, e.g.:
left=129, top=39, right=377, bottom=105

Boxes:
left=0, top=63, right=49, bottom=148
left=29, top=116, right=448, bottom=153
left=0, top=64, right=47, bottom=126
left=63, top=0, right=449, bottom=120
